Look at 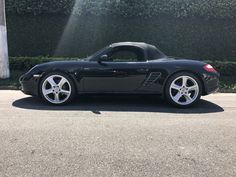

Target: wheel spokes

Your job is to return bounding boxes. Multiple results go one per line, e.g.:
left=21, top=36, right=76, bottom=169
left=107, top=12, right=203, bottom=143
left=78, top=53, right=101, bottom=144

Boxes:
left=188, top=85, right=198, bottom=91
left=184, top=94, right=193, bottom=102
left=61, top=89, right=70, bottom=95
left=171, top=83, right=181, bottom=91
left=54, top=93, right=60, bottom=102
left=182, top=76, right=188, bottom=87
left=169, top=75, right=199, bottom=105
left=173, top=92, right=182, bottom=102
left=42, top=75, right=72, bottom=104
left=58, top=77, right=67, bottom=88
left=47, top=77, right=57, bottom=87
left=43, top=88, right=53, bottom=95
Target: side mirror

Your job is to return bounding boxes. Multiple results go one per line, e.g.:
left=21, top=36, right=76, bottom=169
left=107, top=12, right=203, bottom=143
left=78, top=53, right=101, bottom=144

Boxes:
left=98, top=54, right=108, bottom=63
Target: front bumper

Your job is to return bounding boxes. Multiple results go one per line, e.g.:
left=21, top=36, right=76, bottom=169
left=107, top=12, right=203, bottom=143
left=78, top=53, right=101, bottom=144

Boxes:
left=19, top=74, right=41, bottom=96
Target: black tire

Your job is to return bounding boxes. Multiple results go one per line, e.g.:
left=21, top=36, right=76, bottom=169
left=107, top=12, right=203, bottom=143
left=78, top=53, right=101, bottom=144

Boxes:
left=39, top=72, right=76, bottom=105
left=165, top=72, right=202, bottom=108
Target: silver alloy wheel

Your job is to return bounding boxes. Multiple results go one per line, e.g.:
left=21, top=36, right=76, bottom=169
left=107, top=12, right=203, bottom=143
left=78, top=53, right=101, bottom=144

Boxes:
left=42, top=75, right=71, bottom=104
left=169, top=75, right=199, bottom=106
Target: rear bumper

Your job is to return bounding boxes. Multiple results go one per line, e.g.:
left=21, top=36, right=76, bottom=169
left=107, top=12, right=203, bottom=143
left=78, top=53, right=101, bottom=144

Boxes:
left=202, top=72, right=220, bottom=95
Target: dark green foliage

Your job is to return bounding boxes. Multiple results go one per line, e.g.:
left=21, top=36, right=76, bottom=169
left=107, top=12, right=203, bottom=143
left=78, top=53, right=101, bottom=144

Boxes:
left=5, top=1, right=236, bottom=60
left=6, top=0, right=236, bottom=19
left=6, top=15, right=236, bottom=60
left=207, top=61, right=236, bottom=76
left=6, top=0, right=74, bottom=15
left=9, top=57, right=69, bottom=70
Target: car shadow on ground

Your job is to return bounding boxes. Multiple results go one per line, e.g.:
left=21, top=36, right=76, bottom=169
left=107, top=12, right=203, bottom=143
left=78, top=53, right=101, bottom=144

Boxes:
left=12, top=95, right=224, bottom=114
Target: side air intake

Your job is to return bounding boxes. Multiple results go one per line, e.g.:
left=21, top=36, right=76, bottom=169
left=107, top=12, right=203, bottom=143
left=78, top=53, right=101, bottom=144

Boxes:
left=143, top=72, right=161, bottom=86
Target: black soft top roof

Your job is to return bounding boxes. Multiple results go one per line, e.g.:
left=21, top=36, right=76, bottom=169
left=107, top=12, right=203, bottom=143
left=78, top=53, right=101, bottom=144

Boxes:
left=110, top=42, right=150, bottom=49
left=110, top=42, right=166, bottom=60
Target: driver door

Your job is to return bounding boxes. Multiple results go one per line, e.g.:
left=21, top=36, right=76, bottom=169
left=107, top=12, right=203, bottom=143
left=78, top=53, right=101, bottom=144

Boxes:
left=82, top=46, right=149, bottom=93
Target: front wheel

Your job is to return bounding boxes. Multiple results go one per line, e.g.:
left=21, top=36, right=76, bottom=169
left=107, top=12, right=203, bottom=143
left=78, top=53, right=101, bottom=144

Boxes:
left=165, top=72, right=202, bottom=108
left=39, top=72, right=75, bottom=105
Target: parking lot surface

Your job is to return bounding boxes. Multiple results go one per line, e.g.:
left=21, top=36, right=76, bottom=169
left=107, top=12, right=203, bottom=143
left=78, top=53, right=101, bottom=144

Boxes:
left=0, top=91, right=236, bottom=177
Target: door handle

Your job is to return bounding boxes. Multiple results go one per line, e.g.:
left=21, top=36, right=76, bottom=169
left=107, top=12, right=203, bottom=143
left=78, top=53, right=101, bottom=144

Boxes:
left=113, top=70, right=127, bottom=76
left=137, top=68, right=149, bottom=73
left=113, top=70, right=125, bottom=74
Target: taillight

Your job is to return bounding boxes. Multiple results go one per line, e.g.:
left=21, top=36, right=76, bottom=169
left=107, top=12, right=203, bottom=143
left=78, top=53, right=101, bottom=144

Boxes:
left=203, top=64, right=217, bottom=73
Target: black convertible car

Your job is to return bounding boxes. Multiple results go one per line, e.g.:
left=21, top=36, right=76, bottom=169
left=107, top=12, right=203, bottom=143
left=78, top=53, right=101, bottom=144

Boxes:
left=20, top=42, right=219, bottom=107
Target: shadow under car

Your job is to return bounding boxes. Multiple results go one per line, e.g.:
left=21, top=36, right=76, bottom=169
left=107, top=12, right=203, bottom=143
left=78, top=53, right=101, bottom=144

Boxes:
left=12, top=95, right=224, bottom=114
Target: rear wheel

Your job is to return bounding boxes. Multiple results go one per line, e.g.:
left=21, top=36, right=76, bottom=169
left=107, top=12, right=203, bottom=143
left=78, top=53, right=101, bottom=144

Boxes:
left=165, top=72, right=202, bottom=108
left=39, top=72, right=75, bottom=105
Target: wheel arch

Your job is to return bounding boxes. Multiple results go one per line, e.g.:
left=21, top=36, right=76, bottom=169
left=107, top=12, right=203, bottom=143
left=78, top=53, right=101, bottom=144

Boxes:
left=163, top=70, right=206, bottom=96
left=37, top=69, right=78, bottom=97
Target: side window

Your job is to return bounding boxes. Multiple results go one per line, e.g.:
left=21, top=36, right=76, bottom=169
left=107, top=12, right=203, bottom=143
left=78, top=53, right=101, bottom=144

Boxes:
left=108, top=46, right=144, bottom=62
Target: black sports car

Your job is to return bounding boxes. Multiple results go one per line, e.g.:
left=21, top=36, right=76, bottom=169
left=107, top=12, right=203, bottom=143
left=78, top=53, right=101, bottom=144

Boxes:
left=20, top=42, right=219, bottom=107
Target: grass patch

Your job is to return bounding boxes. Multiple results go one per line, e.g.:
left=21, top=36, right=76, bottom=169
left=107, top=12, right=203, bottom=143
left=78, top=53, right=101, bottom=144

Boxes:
left=220, top=76, right=236, bottom=92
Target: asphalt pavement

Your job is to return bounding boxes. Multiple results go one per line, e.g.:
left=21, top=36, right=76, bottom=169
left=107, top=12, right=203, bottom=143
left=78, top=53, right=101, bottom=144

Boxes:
left=0, top=90, right=236, bottom=177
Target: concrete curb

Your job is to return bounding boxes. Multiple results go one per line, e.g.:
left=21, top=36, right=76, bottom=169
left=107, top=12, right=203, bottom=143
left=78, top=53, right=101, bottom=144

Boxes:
left=0, top=85, right=19, bottom=90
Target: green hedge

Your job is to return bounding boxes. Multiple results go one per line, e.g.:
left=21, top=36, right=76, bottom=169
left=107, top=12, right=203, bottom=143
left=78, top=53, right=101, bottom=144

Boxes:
left=6, top=0, right=236, bottom=19
left=9, top=57, right=236, bottom=77
left=207, top=61, right=236, bottom=76
left=6, top=1, right=236, bottom=60
left=7, top=15, right=236, bottom=60
left=9, top=57, right=69, bottom=70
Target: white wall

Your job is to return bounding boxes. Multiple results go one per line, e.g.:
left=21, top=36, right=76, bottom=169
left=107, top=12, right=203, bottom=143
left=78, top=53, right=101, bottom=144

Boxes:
left=0, top=0, right=9, bottom=79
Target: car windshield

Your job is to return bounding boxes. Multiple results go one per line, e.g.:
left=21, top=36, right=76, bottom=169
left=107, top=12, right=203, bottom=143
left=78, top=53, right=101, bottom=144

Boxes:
left=86, top=44, right=166, bottom=61
left=87, top=46, right=109, bottom=61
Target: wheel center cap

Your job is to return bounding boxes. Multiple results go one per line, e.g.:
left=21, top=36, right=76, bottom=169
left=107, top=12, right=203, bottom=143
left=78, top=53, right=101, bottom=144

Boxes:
left=183, top=87, right=187, bottom=91
left=54, top=87, right=60, bottom=92
left=181, top=87, right=188, bottom=94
